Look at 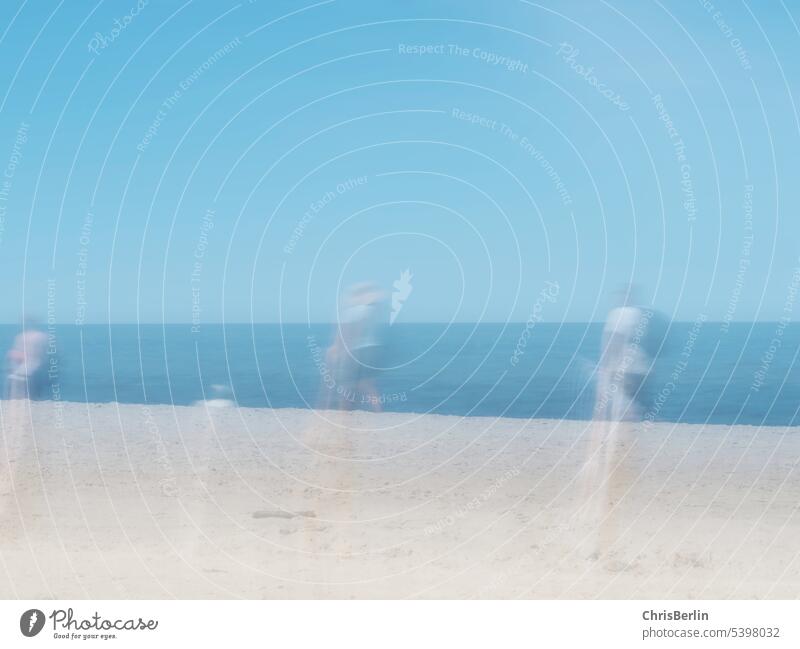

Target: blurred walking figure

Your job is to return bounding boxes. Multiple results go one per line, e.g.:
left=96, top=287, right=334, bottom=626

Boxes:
left=302, top=284, right=386, bottom=593
left=323, top=282, right=386, bottom=411
left=579, top=286, right=659, bottom=561
left=594, top=286, right=651, bottom=423
left=1, top=317, right=48, bottom=522
left=5, top=318, right=48, bottom=400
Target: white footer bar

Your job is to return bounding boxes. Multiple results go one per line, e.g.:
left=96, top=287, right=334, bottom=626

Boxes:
left=0, top=600, right=795, bottom=648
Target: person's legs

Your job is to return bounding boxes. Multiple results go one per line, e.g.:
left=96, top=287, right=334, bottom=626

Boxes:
left=596, top=419, right=636, bottom=558
left=575, top=369, right=617, bottom=556
left=0, top=381, right=30, bottom=527
left=353, top=346, right=382, bottom=412
left=356, top=375, right=380, bottom=411
left=592, top=370, right=612, bottom=421
left=298, top=400, right=357, bottom=596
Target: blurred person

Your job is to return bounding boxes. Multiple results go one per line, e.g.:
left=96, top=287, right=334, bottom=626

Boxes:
left=296, top=283, right=387, bottom=593
left=1, top=317, right=48, bottom=524
left=594, top=285, right=651, bottom=422
left=5, top=317, right=48, bottom=400
left=578, top=286, right=662, bottom=562
left=323, top=282, right=387, bottom=411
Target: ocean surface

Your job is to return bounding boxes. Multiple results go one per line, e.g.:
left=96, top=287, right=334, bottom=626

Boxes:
left=1, top=322, right=799, bottom=426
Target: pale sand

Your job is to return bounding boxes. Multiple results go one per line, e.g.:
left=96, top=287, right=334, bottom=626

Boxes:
left=1, top=401, right=799, bottom=599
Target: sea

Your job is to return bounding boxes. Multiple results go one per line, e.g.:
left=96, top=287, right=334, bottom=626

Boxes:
left=1, top=322, right=798, bottom=426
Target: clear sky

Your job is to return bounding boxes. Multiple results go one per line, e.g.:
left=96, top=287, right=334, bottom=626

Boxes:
left=0, top=0, right=798, bottom=324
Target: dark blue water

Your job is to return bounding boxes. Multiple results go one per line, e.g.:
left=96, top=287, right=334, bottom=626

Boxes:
left=3, top=322, right=799, bottom=426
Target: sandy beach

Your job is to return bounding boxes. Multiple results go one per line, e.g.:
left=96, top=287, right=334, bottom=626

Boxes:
left=0, top=401, right=798, bottom=599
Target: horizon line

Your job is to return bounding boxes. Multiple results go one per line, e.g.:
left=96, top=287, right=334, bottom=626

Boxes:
left=0, top=320, right=790, bottom=326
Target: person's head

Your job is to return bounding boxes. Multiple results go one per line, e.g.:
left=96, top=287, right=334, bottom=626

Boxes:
left=345, top=282, right=384, bottom=306
left=21, top=314, right=41, bottom=331
left=613, top=283, right=640, bottom=308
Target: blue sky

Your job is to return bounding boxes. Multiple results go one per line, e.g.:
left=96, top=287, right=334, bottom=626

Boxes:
left=0, top=0, right=798, bottom=323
